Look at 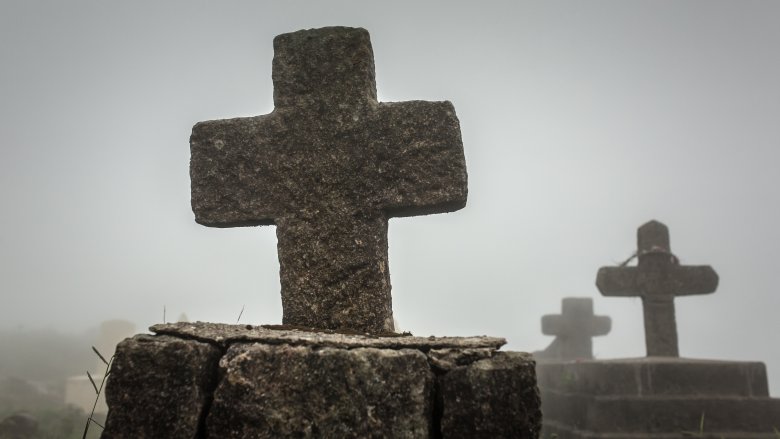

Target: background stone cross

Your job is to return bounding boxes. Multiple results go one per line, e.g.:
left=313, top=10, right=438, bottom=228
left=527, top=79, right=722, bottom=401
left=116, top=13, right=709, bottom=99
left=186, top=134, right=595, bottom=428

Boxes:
left=189, top=27, right=467, bottom=333
left=596, top=220, right=719, bottom=356
left=538, top=297, right=611, bottom=360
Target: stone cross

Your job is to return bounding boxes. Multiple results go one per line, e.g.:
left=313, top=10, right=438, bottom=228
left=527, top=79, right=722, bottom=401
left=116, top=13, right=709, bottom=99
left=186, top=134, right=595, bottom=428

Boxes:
left=596, top=220, right=719, bottom=356
left=538, top=297, right=611, bottom=360
left=189, top=27, right=467, bottom=333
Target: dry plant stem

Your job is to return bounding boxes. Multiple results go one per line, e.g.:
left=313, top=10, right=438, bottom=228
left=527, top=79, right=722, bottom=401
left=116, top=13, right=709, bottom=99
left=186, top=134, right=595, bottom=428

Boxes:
left=237, top=305, right=245, bottom=324
left=82, top=348, right=114, bottom=439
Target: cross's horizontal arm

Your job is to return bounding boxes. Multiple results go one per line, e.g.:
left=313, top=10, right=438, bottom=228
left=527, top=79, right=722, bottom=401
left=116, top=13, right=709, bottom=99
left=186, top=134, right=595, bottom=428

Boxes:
left=671, top=265, right=719, bottom=296
left=541, top=315, right=562, bottom=336
left=190, top=114, right=284, bottom=227
left=373, top=100, right=467, bottom=217
left=596, top=266, right=639, bottom=297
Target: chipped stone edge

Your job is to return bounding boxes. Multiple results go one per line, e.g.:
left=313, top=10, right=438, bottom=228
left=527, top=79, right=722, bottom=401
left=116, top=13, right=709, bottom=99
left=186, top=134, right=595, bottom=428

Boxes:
left=149, top=321, right=506, bottom=352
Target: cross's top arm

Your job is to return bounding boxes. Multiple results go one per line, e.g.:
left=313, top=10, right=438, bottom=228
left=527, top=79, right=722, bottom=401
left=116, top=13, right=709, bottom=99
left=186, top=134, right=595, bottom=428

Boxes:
left=638, top=220, right=671, bottom=254
left=272, top=26, right=377, bottom=111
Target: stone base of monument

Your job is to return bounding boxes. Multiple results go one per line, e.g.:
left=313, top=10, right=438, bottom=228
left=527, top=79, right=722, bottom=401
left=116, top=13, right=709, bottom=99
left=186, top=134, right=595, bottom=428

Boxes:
left=537, top=357, right=780, bottom=438
left=101, top=322, right=541, bottom=438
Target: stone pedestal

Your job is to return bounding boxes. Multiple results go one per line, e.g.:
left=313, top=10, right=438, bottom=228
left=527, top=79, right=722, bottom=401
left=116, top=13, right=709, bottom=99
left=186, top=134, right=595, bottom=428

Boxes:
left=102, top=322, right=541, bottom=438
left=537, top=357, right=780, bottom=438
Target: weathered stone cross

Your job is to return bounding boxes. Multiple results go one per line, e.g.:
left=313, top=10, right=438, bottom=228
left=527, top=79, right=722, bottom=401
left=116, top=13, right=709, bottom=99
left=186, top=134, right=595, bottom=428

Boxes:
left=189, top=27, right=467, bottom=333
left=596, top=220, right=719, bottom=356
left=539, top=297, right=611, bottom=360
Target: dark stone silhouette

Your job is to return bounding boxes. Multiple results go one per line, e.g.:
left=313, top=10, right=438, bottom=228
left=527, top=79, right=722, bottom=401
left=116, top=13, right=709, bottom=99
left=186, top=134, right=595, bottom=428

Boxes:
left=0, top=413, right=38, bottom=439
left=596, top=220, right=718, bottom=356
left=190, top=26, right=468, bottom=333
left=535, top=297, right=611, bottom=360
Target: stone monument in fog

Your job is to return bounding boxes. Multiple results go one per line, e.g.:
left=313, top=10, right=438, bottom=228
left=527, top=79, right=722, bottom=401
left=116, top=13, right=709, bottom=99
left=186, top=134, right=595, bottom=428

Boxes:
left=535, top=297, right=610, bottom=361
left=596, top=220, right=718, bottom=356
left=538, top=221, right=780, bottom=438
left=190, top=26, right=467, bottom=334
left=102, top=27, right=540, bottom=438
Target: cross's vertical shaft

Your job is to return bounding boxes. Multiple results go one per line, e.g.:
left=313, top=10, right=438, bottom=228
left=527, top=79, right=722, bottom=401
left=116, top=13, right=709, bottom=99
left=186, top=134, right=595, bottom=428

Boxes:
left=642, top=296, right=678, bottom=357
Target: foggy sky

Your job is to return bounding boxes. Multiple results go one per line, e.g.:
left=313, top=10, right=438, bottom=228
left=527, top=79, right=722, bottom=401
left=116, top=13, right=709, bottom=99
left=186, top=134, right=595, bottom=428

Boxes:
left=1, top=1, right=779, bottom=394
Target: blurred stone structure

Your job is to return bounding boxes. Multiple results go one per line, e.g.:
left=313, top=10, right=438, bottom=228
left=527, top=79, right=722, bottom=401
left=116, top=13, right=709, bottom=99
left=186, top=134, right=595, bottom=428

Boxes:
left=102, top=27, right=541, bottom=438
left=0, top=413, right=38, bottom=439
left=538, top=221, right=780, bottom=438
left=535, top=297, right=610, bottom=361
left=596, top=220, right=718, bottom=356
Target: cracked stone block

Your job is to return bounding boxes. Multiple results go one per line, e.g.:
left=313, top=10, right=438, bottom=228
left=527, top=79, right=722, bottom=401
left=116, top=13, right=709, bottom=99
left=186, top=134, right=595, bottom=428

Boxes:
left=439, top=351, right=541, bottom=439
left=102, top=334, right=221, bottom=439
left=206, top=343, right=433, bottom=438
left=102, top=324, right=542, bottom=438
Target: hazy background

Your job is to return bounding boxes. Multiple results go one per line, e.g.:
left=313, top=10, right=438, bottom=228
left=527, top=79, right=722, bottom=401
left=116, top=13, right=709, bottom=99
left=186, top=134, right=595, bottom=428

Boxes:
left=1, top=1, right=779, bottom=395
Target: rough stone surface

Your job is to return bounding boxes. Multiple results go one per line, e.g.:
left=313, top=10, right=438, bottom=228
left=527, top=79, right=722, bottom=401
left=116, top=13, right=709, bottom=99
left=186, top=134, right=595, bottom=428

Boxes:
left=189, top=26, right=468, bottom=333
left=150, top=321, right=506, bottom=350
left=103, top=324, right=541, bottom=438
left=537, top=357, right=780, bottom=438
left=427, top=348, right=495, bottom=372
left=207, top=344, right=433, bottom=438
left=535, top=297, right=610, bottom=361
left=102, top=335, right=221, bottom=439
left=439, top=352, right=541, bottom=439
left=596, top=220, right=719, bottom=356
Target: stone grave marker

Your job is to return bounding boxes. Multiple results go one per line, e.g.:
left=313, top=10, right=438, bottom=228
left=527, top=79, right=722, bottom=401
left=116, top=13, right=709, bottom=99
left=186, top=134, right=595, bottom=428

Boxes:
left=102, top=27, right=541, bottom=438
left=535, top=297, right=611, bottom=361
left=596, top=220, right=718, bottom=356
left=190, top=26, right=467, bottom=334
left=537, top=221, right=780, bottom=438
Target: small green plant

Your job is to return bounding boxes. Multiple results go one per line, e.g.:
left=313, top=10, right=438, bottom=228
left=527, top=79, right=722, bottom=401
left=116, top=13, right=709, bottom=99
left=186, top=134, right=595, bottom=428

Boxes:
left=681, top=412, right=705, bottom=437
left=560, top=370, right=576, bottom=390
left=81, top=346, right=113, bottom=439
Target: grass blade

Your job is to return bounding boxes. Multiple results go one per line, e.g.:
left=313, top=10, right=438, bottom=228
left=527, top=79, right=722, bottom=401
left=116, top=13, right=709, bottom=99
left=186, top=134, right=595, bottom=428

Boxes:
left=86, top=371, right=98, bottom=395
left=92, top=346, right=109, bottom=366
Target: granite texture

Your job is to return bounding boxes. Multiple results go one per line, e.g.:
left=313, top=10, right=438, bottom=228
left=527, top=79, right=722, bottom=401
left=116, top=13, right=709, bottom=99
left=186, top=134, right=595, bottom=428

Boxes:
left=439, top=352, right=542, bottom=439
left=102, top=324, right=540, bottom=438
left=206, top=344, right=433, bottom=438
left=101, top=335, right=222, bottom=438
left=596, top=220, right=719, bottom=356
left=190, top=26, right=468, bottom=333
left=150, top=321, right=505, bottom=350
